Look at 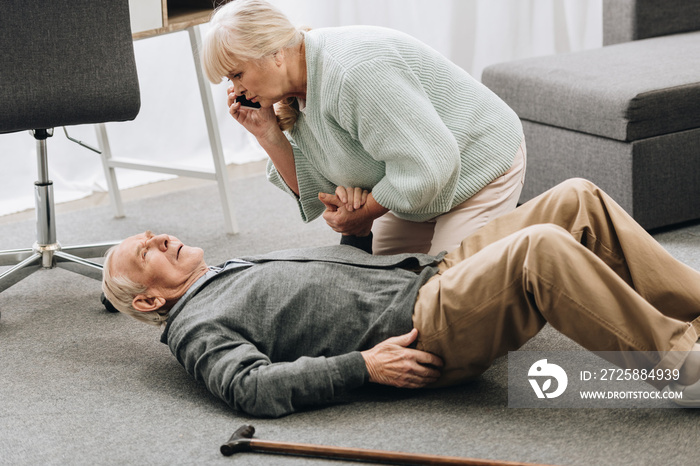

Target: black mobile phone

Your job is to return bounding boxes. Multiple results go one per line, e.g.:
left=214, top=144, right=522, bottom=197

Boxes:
left=236, top=95, right=261, bottom=108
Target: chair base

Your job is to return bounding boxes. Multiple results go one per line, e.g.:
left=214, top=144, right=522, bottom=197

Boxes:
left=0, top=129, right=117, bottom=302
left=0, top=241, right=116, bottom=293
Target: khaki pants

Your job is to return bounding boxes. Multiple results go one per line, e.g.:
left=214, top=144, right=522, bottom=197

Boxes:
left=372, top=138, right=527, bottom=256
left=412, top=178, right=700, bottom=389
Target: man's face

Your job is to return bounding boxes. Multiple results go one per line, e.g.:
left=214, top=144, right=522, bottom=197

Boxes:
left=111, top=231, right=207, bottom=302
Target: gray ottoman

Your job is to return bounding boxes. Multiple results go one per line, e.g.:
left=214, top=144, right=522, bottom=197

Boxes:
left=482, top=0, right=700, bottom=230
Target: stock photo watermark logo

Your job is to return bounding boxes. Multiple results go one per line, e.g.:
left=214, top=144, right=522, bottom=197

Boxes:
left=528, top=359, right=568, bottom=399
left=508, top=351, right=685, bottom=408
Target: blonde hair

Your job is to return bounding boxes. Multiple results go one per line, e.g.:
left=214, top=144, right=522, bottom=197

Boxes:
left=201, top=0, right=307, bottom=131
left=102, top=245, right=169, bottom=327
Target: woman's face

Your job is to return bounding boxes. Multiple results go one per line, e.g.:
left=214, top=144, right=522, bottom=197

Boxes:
left=226, top=54, right=290, bottom=108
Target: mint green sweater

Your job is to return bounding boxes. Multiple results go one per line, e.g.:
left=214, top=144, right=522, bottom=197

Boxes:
left=267, top=25, right=523, bottom=223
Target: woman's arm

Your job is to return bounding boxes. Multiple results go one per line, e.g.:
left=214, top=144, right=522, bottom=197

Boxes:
left=255, top=126, right=299, bottom=195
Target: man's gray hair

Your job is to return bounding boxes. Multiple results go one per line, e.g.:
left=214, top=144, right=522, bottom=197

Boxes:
left=102, top=245, right=169, bottom=327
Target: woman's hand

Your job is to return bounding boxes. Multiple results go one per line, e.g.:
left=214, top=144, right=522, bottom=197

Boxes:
left=319, top=189, right=374, bottom=237
left=227, top=85, right=279, bottom=141
left=361, top=329, right=443, bottom=388
left=319, top=187, right=389, bottom=237
left=334, top=186, right=369, bottom=212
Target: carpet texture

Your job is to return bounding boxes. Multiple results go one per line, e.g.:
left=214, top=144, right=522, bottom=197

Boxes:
left=1, top=173, right=700, bottom=465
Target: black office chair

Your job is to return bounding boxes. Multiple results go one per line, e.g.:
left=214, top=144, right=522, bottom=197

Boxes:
left=0, top=1, right=141, bottom=297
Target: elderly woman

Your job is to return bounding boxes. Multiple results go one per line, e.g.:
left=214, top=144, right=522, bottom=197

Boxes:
left=201, top=0, right=525, bottom=255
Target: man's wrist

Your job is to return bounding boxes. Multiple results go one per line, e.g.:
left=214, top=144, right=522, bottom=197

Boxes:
left=360, top=350, right=379, bottom=384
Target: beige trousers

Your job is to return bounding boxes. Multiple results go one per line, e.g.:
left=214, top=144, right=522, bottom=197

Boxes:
left=412, top=178, right=700, bottom=389
left=372, top=138, right=527, bottom=256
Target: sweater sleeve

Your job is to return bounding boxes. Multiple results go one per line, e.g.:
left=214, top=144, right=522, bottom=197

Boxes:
left=266, top=139, right=337, bottom=223
left=177, top=334, right=368, bottom=418
left=336, top=60, right=461, bottom=216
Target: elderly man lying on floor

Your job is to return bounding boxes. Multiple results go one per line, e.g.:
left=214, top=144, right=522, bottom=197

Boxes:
left=102, top=178, right=700, bottom=417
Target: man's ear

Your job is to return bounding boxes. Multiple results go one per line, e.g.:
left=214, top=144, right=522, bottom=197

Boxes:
left=132, top=294, right=167, bottom=313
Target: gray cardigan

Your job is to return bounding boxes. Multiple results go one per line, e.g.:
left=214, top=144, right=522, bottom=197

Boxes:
left=161, top=245, right=443, bottom=417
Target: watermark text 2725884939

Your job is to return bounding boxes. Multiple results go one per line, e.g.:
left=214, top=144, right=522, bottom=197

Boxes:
left=508, top=351, right=684, bottom=408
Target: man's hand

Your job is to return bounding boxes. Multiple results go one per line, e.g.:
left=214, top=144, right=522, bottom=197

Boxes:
left=361, top=329, right=443, bottom=388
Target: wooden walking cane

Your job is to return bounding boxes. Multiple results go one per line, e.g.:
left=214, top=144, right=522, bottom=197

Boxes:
left=221, top=425, right=555, bottom=466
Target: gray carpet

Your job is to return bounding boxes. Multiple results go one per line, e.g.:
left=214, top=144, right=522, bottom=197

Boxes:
left=1, top=173, right=699, bottom=466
